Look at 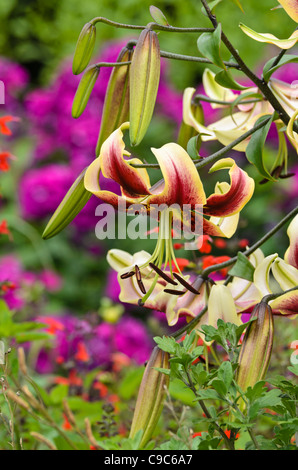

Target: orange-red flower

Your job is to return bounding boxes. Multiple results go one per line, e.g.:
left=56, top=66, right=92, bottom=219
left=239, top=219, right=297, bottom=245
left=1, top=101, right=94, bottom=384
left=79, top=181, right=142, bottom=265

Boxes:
left=74, top=341, right=90, bottom=362
left=0, top=151, right=13, bottom=171
left=0, top=116, right=18, bottom=136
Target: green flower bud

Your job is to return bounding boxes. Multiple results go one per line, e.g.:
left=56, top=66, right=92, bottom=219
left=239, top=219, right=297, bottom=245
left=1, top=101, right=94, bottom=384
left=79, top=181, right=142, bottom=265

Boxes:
left=96, top=46, right=133, bottom=156
left=72, top=22, right=97, bottom=75
left=129, top=28, right=160, bottom=146
left=42, top=169, right=91, bottom=240
left=72, top=65, right=99, bottom=118
left=129, top=346, right=170, bottom=449
left=236, top=302, right=274, bottom=392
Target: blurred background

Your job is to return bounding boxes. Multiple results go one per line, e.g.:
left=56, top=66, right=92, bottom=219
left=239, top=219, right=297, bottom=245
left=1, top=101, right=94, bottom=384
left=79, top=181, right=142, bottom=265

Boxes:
left=0, top=0, right=297, bottom=386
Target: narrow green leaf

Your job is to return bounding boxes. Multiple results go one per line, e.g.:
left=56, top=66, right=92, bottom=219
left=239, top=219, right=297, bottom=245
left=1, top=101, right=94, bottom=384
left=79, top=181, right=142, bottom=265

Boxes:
left=263, top=54, right=298, bottom=82
left=245, top=114, right=276, bottom=181
left=228, top=252, right=255, bottom=281
left=197, top=24, right=226, bottom=69
left=149, top=6, right=169, bottom=26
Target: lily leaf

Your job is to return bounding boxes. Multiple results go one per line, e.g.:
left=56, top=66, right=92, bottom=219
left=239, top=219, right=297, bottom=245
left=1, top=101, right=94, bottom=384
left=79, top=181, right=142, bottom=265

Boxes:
left=197, top=24, right=226, bottom=69
left=228, top=252, right=255, bottom=281
left=245, top=114, right=276, bottom=181
left=215, top=69, right=249, bottom=91
left=263, top=54, right=298, bottom=81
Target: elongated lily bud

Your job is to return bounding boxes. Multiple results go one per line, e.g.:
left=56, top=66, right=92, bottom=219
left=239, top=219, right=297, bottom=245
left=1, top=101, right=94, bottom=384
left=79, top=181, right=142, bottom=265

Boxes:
left=72, top=65, right=99, bottom=118
left=177, top=101, right=204, bottom=150
left=96, top=46, right=133, bottom=156
left=236, top=302, right=274, bottom=392
left=129, top=28, right=160, bottom=146
left=72, top=22, right=97, bottom=75
left=42, top=169, right=91, bottom=240
left=129, top=346, right=170, bottom=449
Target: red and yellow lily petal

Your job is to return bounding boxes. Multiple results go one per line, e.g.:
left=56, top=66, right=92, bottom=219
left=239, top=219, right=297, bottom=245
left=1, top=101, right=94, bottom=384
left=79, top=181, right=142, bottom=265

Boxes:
left=271, top=257, right=298, bottom=291
left=284, top=214, right=298, bottom=269
left=204, top=158, right=255, bottom=218
left=84, top=124, right=151, bottom=204
left=278, top=0, right=298, bottom=22
left=148, top=143, right=207, bottom=208
left=270, top=290, right=298, bottom=319
left=201, top=181, right=240, bottom=238
left=239, top=23, right=298, bottom=49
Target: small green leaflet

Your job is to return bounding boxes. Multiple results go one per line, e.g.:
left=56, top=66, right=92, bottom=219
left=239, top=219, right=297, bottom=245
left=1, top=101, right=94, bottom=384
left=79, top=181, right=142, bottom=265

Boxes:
left=149, top=6, right=169, bottom=26
left=197, top=24, right=226, bottom=69
left=215, top=69, right=248, bottom=91
left=228, top=251, right=255, bottom=281
left=263, top=54, right=298, bottom=82
left=245, top=114, right=276, bottom=181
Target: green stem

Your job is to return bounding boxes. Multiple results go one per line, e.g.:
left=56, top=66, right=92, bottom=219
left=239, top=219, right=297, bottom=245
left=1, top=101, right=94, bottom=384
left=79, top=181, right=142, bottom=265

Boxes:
left=91, top=17, right=214, bottom=34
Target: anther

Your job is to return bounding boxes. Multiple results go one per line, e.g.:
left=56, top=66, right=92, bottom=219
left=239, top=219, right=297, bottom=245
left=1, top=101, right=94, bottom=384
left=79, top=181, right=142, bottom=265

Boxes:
left=173, top=273, right=201, bottom=294
left=149, top=263, right=178, bottom=286
left=120, top=271, right=135, bottom=279
left=163, top=288, right=186, bottom=296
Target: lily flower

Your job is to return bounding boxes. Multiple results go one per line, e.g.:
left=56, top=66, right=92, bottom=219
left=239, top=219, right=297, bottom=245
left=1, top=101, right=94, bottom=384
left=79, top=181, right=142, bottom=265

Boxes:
left=85, top=122, right=254, bottom=305
left=254, top=214, right=298, bottom=318
left=239, top=1, right=298, bottom=50
left=183, top=69, right=298, bottom=156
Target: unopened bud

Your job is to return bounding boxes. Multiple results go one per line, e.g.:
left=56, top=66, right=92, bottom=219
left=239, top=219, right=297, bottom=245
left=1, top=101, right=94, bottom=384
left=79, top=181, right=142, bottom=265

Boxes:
left=129, top=28, right=160, bottom=146
left=236, top=301, right=274, bottom=392
left=129, top=346, right=170, bottom=449
left=42, top=168, right=91, bottom=240
left=96, top=46, right=133, bottom=156
left=72, top=65, right=100, bottom=118
left=72, top=22, right=97, bottom=75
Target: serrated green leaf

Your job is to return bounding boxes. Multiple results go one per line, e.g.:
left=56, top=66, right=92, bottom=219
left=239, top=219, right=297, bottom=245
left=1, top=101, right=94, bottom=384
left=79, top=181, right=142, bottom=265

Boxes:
left=217, top=361, right=233, bottom=390
left=228, top=251, right=255, bottom=281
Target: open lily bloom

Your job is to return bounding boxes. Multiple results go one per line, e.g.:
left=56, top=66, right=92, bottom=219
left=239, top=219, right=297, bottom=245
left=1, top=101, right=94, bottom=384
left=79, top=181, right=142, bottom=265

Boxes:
left=254, top=214, right=298, bottom=318
left=183, top=69, right=298, bottom=154
left=239, top=1, right=298, bottom=50
left=85, top=122, right=254, bottom=305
